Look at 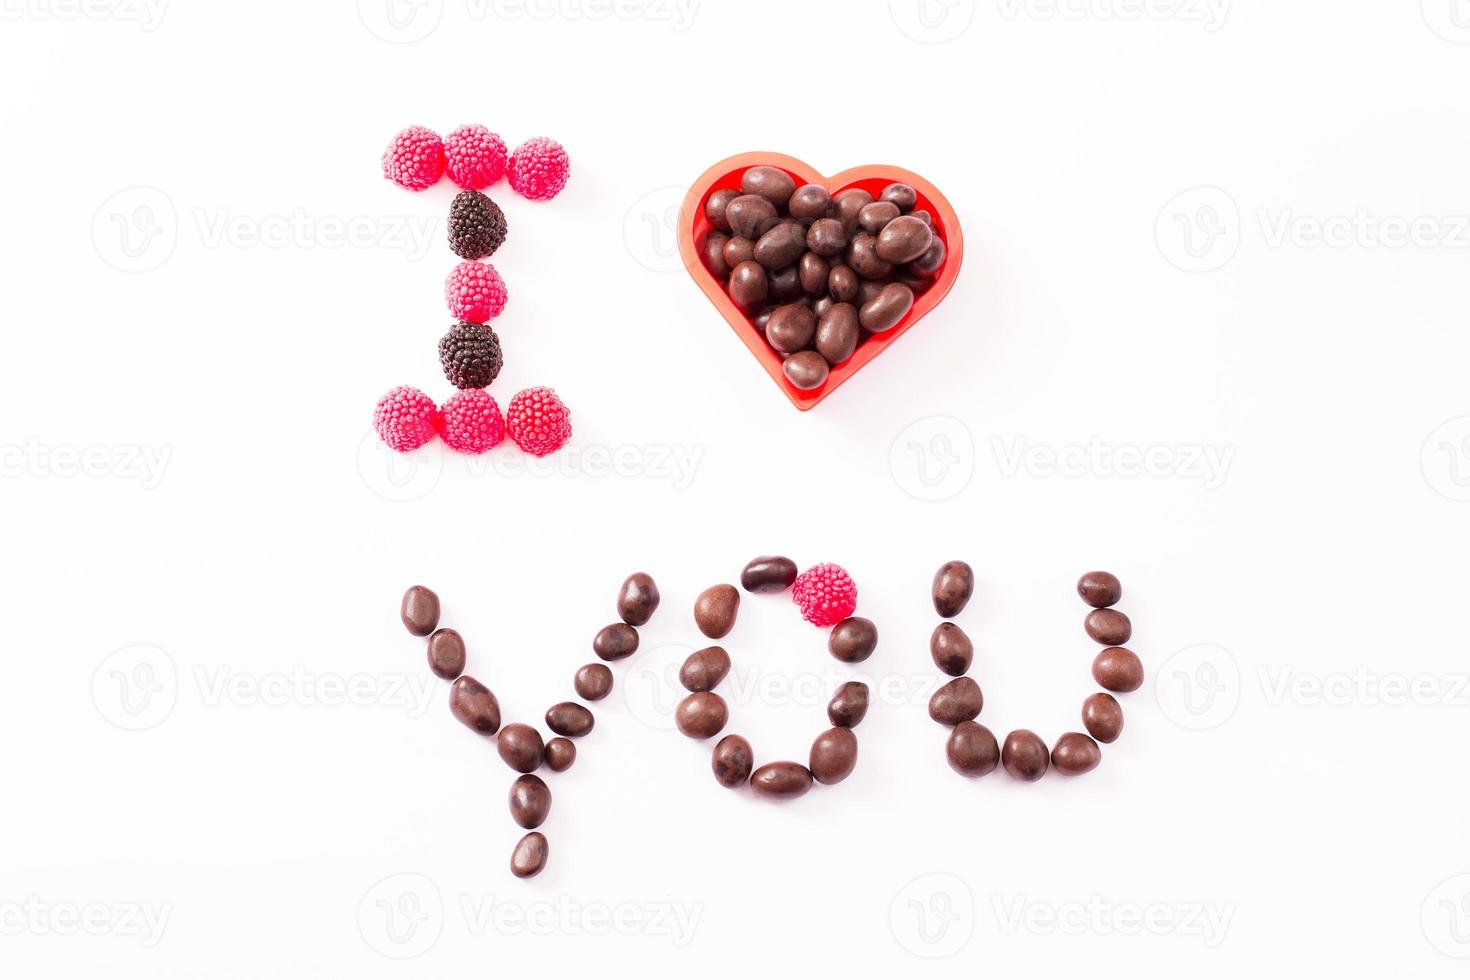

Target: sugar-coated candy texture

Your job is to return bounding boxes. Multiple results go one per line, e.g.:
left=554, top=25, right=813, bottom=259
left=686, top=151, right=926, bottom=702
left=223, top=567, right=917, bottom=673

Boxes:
left=438, top=324, right=504, bottom=390
left=374, top=386, right=438, bottom=452
left=791, top=563, right=858, bottom=627
left=444, top=124, right=508, bottom=190
left=508, top=137, right=570, bottom=201
left=438, top=389, right=504, bottom=454
left=447, top=190, right=508, bottom=260
left=382, top=126, right=445, bottom=190
left=506, top=387, right=571, bottom=457
left=444, top=261, right=508, bottom=323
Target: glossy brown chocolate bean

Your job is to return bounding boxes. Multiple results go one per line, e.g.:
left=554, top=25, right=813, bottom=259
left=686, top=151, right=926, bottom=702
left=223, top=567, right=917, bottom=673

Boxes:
left=711, top=734, right=753, bottom=788
left=765, top=303, right=816, bottom=354
left=741, top=165, right=797, bottom=209
left=510, top=832, right=548, bottom=878
left=907, top=236, right=946, bottom=277
left=740, top=555, right=798, bottom=593
left=783, top=351, right=829, bottom=390
left=573, top=663, right=613, bottom=701
left=858, top=200, right=901, bottom=234
left=705, top=188, right=738, bottom=233
left=812, top=295, right=833, bottom=319
left=1052, top=732, right=1101, bottom=776
left=427, top=628, right=466, bottom=680
left=799, top=252, right=829, bottom=295
left=1082, top=692, right=1123, bottom=743
left=1001, top=729, right=1049, bottom=781
left=1077, top=571, right=1122, bottom=608
left=946, top=720, right=1000, bottom=777
left=545, top=701, right=594, bottom=738
left=846, top=233, right=894, bottom=280
left=675, top=691, right=728, bottom=740
left=400, top=585, right=440, bottom=636
left=726, top=194, right=778, bottom=240
left=832, top=188, right=874, bottom=233
left=912, top=208, right=932, bottom=226
left=1092, top=647, right=1144, bottom=692
left=809, top=727, right=858, bottom=785
left=694, top=584, right=740, bottom=639
left=702, top=232, right=731, bottom=279
left=929, top=622, right=974, bottom=676
left=723, top=235, right=755, bottom=268
left=880, top=182, right=918, bottom=212
left=857, top=279, right=885, bottom=306
left=617, top=572, right=661, bottom=626
left=727, top=260, right=768, bottom=311
left=875, top=215, right=933, bottom=264
left=827, top=263, right=859, bottom=302
left=859, top=282, right=914, bottom=332
left=815, top=302, right=860, bottom=365
left=928, top=676, right=983, bottom=726
left=544, top=737, right=576, bottom=772
left=449, top=675, right=500, bottom=735
left=1084, top=608, right=1132, bottom=645
left=788, top=183, right=832, bottom=222
left=754, top=222, right=808, bottom=270
left=768, top=265, right=801, bottom=303
left=497, top=723, right=545, bottom=773
left=679, top=646, right=731, bottom=692
left=932, top=560, right=975, bottom=617
left=827, top=680, right=870, bottom=728
left=509, top=773, right=552, bottom=829
left=750, top=761, right=813, bottom=800
left=806, top=218, right=847, bottom=257
left=828, top=616, right=878, bottom=663
left=592, top=623, right=639, bottom=661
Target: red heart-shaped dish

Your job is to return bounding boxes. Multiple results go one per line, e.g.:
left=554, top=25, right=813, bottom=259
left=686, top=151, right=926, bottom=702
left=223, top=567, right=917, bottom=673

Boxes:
left=678, top=152, right=963, bottom=411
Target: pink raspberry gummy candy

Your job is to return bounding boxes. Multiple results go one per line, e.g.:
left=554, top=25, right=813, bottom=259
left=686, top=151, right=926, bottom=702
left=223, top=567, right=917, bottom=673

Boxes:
left=438, top=389, right=505, bottom=454
left=373, top=386, right=438, bottom=452
left=444, top=124, right=508, bottom=190
left=444, top=261, right=508, bottom=323
left=791, top=563, right=858, bottom=627
left=381, top=126, right=446, bottom=191
left=507, top=137, right=570, bottom=202
left=505, top=386, right=571, bottom=457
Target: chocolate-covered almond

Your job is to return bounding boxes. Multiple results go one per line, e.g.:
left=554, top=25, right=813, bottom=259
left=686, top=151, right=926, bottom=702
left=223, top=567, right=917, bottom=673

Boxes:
left=946, top=720, right=999, bottom=777
left=1051, top=732, right=1101, bottom=775
left=828, top=263, right=859, bottom=302
left=1082, top=692, right=1123, bottom=742
left=509, top=773, right=551, bottom=829
left=449, top=675, right=500, bottom=735
left=828, top=616, right=878, bottom=663
left=788, top=183, right=832, bottom=222
left=827, top=680, right=870, bottom=728
left=769, top=265, right=801, bottom=303
left=741, top=166, right=797, bottom=209
left=928, top=676, right=983, bottom=726
left=705, top=188, right=738, bottom=233
left=497, top=723, right=544, bottom=773
left=815, top=303, right=860, bottom=365
left=544, top=737, right=576, bottom=772
left=880, top=182, right=917, bottom=212
left=809, top=727, right=858, bottom=785
left=1077, top=571, right=1122, bottom=608
left=859, top=282, right=914, bottom=332
left=813, top=295, right=833, bottom=319
left=750, top=761, right=813, bottom=800
left=1092, top=647, right=1144, bottom=692
left=617, top=572, right=660, bottom=626
left=783, top=351, right=829, bottom=390
left=930, top=622, right=973, bottom=676
left=712, top=734, right=753, bottom=788
left=679, top=646, right=731, bottom=692
left=932, top=560, right=974, bottom=617
left=765, top=303, right=816, bottom=354
left=725, top=194, right=778, bottom=239
left=702, top=232, right=730, bottom=279
left=675, top=691, right=728, bottom=739
left=727, top=260, right=768, bottom=311
left=833, top=188, right=874, bottom=233
left=858, top=200, right=901, bottom=234
left=592, top=623, right=639, bottom=661
left=741, top=555, right=798, bottom=593
left=807, top=218, right=847, bottom=257
left=723, top=235, right=755, bottom=268
left=573, top=663, right=613, bottom=701
left=876, top=215, right=933, bottom=264
left=545, top=701, right=594, bottom=738
left=754, top=222, right=808, bottom=270
left=1001, top=729, right=1049, bottom=781
left=1084, top=608, right=1132, bottom=645
left=510, top=832, right=548, bottom=878
left=907, top=236, right=946, bottom=277
left=846, top=233, right=894, bottom=280
left=694, top=584, right=740, bottom=639
left=799, top=252, right=829, bottom=295
left=400, top=585, right=440, bottom=637
left=427, top=627, right=466, bottom=680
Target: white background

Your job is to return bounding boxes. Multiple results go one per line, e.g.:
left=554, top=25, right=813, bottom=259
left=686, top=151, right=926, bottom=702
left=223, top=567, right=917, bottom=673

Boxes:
left=2, top=0, right=1469, bottom=976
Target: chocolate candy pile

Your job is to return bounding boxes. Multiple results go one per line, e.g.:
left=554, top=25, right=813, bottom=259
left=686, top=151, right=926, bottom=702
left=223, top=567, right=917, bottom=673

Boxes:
left=700, top=167, right=947, bottom=391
